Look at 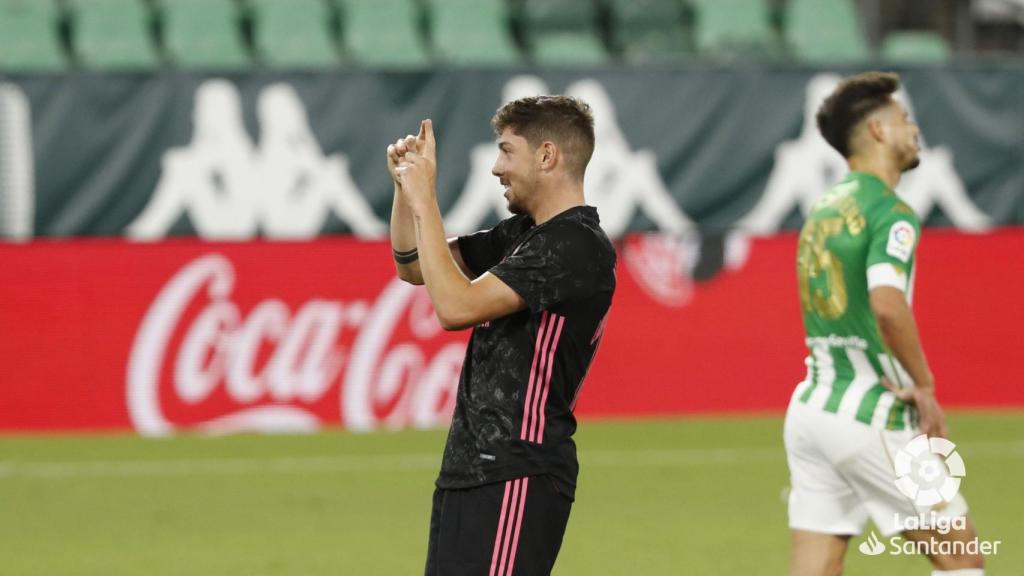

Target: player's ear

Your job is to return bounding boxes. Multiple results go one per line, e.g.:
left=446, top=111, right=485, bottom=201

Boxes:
left=864, top=117, right=886, bottom=144
left=537, top=141, right=558, bottom=172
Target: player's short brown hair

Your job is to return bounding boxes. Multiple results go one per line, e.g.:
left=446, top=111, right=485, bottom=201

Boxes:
left=492, top=95, right=595, bottom=178
left=816, top=72, right=901, bottom=158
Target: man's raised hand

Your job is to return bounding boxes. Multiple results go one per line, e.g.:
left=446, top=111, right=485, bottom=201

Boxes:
left=396, top=120, right=438, bottom=212
left=416, top=118, right=435, bottom=162
left=387, top=134, right=421, bottom=187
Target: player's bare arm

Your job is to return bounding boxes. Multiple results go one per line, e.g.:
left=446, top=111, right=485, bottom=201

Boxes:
left=396, top=119, right=526, bottom=330
left=388, top=127, right=474, bottom=284
left=870, top=286, right=947, bottom=437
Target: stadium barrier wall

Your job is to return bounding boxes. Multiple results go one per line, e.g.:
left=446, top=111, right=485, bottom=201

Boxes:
left=1, top=230, right=1021, bottom=434
left=1, top=66, right=1022, bottom=242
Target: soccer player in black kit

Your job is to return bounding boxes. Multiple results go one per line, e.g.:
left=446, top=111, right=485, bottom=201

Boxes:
left=387, top=96, right=616, bottom=576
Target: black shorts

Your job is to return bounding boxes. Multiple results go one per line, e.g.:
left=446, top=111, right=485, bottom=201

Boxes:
left=424, top=475, right=573, bottom=576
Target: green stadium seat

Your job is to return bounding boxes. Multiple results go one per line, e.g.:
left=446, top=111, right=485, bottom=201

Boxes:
left=692, top=0, right=778, bottom=57
left=341, top=0, right=430, bottom=68
left=529, top=33, right=609, bottom=66
left=251, top=0, right=339, bottom=68
left=608, top=0, right=693, bottom=64
left=522, top=0, right=608, bottom=66
left=71, top=0, right=160, bottom=69
left=426, top=0, right=521, bottom=65
left=161, top=0, right=250, bottom=69
left=0, top=0, right=65, bottom=70
left=787, top=0, right=869, bottom=62
left=880, top=31, right=951, bottom=63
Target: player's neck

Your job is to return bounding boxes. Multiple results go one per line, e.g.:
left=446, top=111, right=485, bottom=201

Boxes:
left=847, top=155, right=902, bottom=191
left=530, top=181, right=585, bottom=225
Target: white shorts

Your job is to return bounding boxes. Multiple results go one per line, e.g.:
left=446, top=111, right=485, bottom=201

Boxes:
left=784, top=391, right=967, bottom=536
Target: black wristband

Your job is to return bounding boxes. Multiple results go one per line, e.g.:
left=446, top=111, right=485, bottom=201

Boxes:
left=393, top=247, right=419, bottom=265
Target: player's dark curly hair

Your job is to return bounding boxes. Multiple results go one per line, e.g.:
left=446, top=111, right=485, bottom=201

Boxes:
left=816, top=72, right=901, bottom=158
left=492, top=95, right=595, bottom=178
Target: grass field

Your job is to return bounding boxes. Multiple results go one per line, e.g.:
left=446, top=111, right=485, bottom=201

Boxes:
left=1, top=411, right=1021, bottom=575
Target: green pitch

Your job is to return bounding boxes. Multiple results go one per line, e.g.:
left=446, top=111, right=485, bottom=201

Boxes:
left=1, top=412, right=1021, bottom=575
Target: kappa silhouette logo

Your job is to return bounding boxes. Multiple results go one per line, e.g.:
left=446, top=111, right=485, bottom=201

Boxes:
left=445, top=76, right=695, bottom=238
left=127, top=80, right=385, bottom=240
left=739, top=73, right=993, bottom=234
left=0, top=82, right=34, bottom=240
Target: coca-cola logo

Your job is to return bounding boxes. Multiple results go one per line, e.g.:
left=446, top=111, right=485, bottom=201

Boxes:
left=126, top=254, right=464, bottom=436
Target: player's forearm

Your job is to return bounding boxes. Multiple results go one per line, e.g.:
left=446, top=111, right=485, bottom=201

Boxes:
left=411, top=202, right=473, bottom=329
left=876, top=303, right=935, bottom=390
left=390, top=186, right=423, bottom=284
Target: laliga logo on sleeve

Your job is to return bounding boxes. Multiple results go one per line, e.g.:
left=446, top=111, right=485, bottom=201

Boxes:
left=886, top=221, right=916, bottom=263
left=893, top=435, right=966, bottom=506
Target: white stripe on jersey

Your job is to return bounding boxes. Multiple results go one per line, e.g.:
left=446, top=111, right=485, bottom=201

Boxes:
left=879, top=353, right=913, bottom=389
left=836, top=347, right=879, bottom=419
left=871, top=389, right=896, bottom=428
left=793, top=356, right=814, bottom=400
left=805, top=345, right=835, bottom=410
left=871, top=353, right=914, bottom=428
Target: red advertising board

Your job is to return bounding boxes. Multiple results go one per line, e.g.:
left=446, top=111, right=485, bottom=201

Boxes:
left=1, top=230, right=1022, bottom=434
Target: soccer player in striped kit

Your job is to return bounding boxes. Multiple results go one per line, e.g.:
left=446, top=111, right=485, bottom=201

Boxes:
left=785, top=72, right=985, bottom=575
left=388, top=96, right=616, bottom=575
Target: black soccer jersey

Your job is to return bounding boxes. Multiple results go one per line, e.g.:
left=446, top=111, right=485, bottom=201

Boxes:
left=438, top=205, right=616, bottom=499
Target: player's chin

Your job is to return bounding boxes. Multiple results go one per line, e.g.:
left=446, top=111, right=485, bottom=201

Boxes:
left=903, top=153, right=921, bottom=172
left=505, top=195, right=525, bottom=215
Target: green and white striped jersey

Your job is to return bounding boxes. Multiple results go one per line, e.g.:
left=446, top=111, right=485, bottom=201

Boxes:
left=793, top=171, right=922, bottom=431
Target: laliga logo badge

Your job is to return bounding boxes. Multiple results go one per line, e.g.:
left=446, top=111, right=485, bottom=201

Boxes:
left=893, top=435, right=966, bottom=506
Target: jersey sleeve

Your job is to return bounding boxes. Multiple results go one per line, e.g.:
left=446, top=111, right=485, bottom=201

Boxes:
left=489, top=223, right=599, bottom=313
left=456, top=217, right=519, bottom=277
left=866, top=199, right=921, bottom=293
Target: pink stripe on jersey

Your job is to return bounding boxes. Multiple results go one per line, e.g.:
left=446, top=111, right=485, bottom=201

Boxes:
left=488, top=480, right=514, bottom=576
left=520, top=312, right=554, bottom=440
left=503, top=477, right=530, bottom=576
left=527, top=314, right=558, bottom=441
left=519, top=312, right=549, bottom=440
left=534, top=316, right=565, bottom=442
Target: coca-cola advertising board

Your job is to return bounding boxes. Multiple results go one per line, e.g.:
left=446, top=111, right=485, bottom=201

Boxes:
left=1, top=231, right=1022, bottom=434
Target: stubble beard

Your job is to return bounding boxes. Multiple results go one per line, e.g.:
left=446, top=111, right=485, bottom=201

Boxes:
left=900, top=134, right=921, bottom=172
left=901, top=148, right=921, bottom=172
left=505, top=187, right=525, bottom=215
left=504, top=173, right=537, bottom=216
